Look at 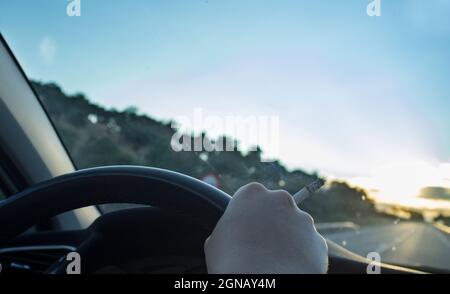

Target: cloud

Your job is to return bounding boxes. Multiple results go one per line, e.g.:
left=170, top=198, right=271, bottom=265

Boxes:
left=39, top=37, right=57, bottom=64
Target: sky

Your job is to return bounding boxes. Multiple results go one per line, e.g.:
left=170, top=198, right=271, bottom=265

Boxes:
left=1, top=0, right=449, bottom=201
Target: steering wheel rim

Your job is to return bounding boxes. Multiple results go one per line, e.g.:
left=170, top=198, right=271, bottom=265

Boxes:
left=0, top=166, right=232, bottom=244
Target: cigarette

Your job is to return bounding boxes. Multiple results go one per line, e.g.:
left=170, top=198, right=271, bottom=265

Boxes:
left=293, top=179, right=325, bottom=205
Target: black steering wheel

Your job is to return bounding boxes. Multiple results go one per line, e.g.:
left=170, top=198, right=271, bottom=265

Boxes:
left=0, top=166, right=231, bottom=273
left=0, top=166, right=423, bottom=274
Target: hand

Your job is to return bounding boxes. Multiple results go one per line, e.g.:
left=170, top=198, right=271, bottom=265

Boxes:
left=204, top=182, right=328, bottom=274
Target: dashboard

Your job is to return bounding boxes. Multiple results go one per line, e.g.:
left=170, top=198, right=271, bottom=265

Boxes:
left=0, top=207, right=428, bottom=274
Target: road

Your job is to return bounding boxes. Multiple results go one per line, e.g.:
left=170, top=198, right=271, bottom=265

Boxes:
left=323, top=222, right=450, bottom=271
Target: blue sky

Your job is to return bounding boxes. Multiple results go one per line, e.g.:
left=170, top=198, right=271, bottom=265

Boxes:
left=1, top=0, right=449, bottom=191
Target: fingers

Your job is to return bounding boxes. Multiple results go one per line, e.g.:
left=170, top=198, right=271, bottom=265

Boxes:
left=271, top=189, right=297, bottom=208
left=206, top=181, right=328, bottom=274
left=233, top=182, right=296, bottom=208
left=234, top=182, right=266, bottom=198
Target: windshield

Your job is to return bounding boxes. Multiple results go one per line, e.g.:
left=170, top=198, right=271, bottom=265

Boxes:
left=1, top=0, right=450, bottom=271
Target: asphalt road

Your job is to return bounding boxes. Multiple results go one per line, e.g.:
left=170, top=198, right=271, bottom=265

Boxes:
left=323, top=222, right=450, bottom=271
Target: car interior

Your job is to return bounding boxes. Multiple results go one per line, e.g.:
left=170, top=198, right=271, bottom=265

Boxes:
left=0, top=34, right=441, bottom=274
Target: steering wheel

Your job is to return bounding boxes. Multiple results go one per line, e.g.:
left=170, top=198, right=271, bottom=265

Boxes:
left=0, top=166, right=231, bottom=273
left=0, top=165, right=423, bottom=274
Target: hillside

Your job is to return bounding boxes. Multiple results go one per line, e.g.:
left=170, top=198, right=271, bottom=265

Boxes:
left=32, top=81, right=394, bottom=225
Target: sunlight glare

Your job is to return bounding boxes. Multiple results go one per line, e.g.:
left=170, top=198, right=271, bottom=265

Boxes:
left=348, top=160, right=450, bottom=207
